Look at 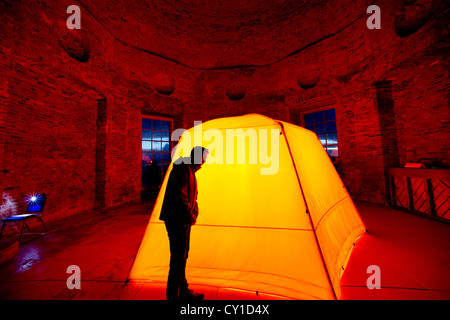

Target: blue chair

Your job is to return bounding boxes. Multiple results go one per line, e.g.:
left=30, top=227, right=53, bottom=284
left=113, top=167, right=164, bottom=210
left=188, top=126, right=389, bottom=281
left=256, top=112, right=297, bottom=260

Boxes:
left=1, top=193, right=48, bottom=242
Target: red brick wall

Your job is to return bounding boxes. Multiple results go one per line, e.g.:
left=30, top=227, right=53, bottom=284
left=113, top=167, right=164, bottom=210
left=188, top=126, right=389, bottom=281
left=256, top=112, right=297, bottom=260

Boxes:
left=1, top=63, right=99, bottom=227
left=390, top=49, right=449, bottom=168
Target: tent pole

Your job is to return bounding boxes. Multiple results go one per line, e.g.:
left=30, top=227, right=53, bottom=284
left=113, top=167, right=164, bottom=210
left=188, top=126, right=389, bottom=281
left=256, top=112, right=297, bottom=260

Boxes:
left=277, top=121, right=338, bottom=300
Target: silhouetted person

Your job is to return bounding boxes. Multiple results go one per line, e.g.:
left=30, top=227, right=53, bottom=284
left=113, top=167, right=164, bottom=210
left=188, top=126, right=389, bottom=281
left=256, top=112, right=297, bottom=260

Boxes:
left=149, top=159, right=161, bottom=197
left=160, top=146, right=209, bottom=302
left=331, top=156, right=341, bottom=175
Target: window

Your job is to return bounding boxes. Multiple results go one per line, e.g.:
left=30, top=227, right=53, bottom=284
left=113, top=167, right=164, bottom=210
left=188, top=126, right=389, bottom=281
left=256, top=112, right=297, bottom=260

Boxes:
left=142, top=116, right=173, bottom=188
left=303, top=108, right=338, bottom=157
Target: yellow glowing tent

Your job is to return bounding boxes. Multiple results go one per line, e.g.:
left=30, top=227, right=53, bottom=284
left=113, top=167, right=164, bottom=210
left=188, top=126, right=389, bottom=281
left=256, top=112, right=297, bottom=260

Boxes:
left=128, top=114, right=365, bottom=300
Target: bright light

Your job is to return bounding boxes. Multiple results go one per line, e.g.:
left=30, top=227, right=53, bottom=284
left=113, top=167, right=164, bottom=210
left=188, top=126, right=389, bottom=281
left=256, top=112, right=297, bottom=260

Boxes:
left=31, top=196, right=37, bottom=202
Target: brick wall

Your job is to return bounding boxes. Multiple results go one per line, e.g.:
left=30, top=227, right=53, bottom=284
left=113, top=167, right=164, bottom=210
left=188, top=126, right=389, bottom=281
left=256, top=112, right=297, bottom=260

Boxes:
left=1, top=63, right=99, bottom=229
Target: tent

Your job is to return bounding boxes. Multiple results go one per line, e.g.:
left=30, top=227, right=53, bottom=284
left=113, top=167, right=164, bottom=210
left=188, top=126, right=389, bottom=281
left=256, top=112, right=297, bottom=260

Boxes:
left=128, top=114, right=366, bottom=300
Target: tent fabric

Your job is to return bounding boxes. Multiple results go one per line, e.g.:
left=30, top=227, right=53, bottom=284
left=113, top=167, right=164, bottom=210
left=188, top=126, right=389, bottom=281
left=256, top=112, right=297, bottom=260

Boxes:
left=128, top=113, right=366, bottom=300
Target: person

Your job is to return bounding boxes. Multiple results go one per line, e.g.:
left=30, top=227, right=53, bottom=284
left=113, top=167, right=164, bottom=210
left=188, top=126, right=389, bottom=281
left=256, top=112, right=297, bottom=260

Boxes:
left=149, top=159, right=161, bottom=197
left=159, top=146, right=209, bottom=302
left=331, top=156, right=341, bottom=175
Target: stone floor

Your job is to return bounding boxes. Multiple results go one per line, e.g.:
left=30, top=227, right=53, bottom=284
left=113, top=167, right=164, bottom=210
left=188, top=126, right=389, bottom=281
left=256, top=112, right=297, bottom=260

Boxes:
left=0, top=199, right=449, bottom=300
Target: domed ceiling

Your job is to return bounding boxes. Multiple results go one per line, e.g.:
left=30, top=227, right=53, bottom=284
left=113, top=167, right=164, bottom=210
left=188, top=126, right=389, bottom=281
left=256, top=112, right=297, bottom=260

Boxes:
left=81, top=0, right=369, bottom=69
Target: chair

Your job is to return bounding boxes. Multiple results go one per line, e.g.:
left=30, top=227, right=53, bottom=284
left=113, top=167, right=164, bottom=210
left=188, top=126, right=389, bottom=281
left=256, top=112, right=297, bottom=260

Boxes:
left=1, top=193, right=48, bottom=242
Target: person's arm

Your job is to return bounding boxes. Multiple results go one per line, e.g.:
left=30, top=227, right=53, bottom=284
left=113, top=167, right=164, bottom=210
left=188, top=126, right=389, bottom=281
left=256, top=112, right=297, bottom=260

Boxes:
left=190, top=202, right=198, bottom=225
left=171, top=165, right=197, bottom=226
left=178, top=171, right=191, bottom=214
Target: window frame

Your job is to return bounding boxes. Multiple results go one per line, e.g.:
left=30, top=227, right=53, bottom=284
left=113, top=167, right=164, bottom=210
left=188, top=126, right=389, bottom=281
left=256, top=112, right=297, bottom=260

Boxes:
left=298, top=106, right=339, bottom=158
left=141, top=114, right=174, bottom=190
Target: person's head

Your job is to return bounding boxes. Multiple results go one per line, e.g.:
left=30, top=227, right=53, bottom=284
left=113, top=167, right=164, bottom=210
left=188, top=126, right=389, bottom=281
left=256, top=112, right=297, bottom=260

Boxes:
left=190, top=147, right=209, bottom=172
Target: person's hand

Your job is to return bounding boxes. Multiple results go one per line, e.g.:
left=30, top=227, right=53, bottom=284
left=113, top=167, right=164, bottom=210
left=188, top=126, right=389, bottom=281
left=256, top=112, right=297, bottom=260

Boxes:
left=189, top=214, right=197, bottom=226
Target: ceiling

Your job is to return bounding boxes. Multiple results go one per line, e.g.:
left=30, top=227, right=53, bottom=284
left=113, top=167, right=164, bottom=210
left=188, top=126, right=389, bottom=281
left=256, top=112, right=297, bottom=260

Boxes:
left=81, top=0, right=369, bottom=69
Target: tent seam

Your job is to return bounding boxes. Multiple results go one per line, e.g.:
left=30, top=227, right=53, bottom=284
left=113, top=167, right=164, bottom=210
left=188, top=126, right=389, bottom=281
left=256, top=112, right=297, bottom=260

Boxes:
left=146, top=221, right=314, bottom=231
left=276, top=120, right=338, bottom=300
left=314, top=195, right=350, bottom=231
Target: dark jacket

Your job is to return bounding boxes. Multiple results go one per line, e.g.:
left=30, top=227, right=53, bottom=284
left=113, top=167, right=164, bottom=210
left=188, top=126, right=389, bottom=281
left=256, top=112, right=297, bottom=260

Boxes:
left=160, top=159, right=199, bottom=226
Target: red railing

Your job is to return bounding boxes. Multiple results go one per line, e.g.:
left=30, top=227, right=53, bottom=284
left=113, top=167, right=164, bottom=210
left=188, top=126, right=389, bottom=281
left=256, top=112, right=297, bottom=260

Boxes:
left=388, top=167, right=450, bottom=222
